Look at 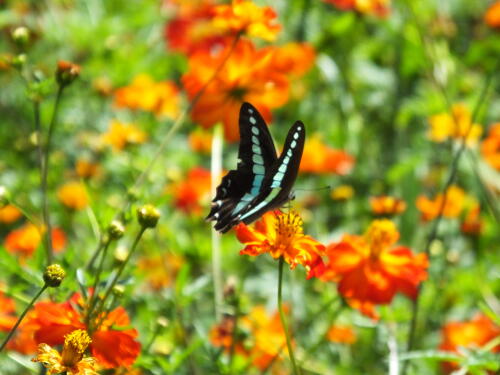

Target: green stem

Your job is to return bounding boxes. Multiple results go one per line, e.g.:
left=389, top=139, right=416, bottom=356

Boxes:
left=85, top=236, right=105, bottom=271
left=40, top=85, right=65, bottom=265
left=85, top=238, right=111, bottom=325
left=277, top=257, right=300, bottom=375
left=0, top=284, right=48, bottom=353
left=92, top=226, right=146, bottom=330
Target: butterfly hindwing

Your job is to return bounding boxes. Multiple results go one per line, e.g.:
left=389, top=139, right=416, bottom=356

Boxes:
left=207, top=103, right=305, bottom=233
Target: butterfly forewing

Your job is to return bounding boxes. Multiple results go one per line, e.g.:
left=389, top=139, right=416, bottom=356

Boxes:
left=206, top=103, right=278, bottom=231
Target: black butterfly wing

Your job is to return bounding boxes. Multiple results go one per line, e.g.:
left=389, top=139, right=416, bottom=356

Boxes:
left=206, top=103, right=278, bottom=231
left=236, top=121, right=306, bottom=225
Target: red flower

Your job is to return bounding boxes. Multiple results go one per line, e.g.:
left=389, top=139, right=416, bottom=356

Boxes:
left=439, top=314, right=500, bottom=374
left=13, top=293, right=141, bottom=369
left=323, top=0, right=390, bottom=17
left=235, top=210, right=326, bottom=279
left=485, top=1, right=500, bottom=28
left=4, top=223, right=66, bottom=260
left=321, top=219, right=428, bottom=319
left=299, top=135, right=354, bottom=175
left=0, top=291, right=16, bottom=332
left=168, top=167, right=212, bottom=215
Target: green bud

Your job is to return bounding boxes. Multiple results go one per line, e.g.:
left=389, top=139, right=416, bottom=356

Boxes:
left=137, top=204, right=160, bottom=229
left=108, top=220, right=125, bottom=240
left=11, top=26, right=30, bottom=46
left=43, top=264, right=66, bottom=287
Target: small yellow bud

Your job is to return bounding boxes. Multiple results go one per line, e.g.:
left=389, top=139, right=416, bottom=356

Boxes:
left=112, top=285, right=125, bottom=297
left=11, top=54, right=26, bottom=69
left=43, top=264, right=66, bottom=287
left=108, top=220, right=125, bottom=240
left=11, top=26, right=30, bottom=45
left=137, top=204, right=160, bottom=229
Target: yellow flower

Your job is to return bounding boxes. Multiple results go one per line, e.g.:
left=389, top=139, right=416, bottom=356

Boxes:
left=101, top=120, right=147, bottom=151
left=428, top=104, right=482, bottom=145
left=57, top=181, right=89, bottom=210
left=32, top=329, right=97, bottom=375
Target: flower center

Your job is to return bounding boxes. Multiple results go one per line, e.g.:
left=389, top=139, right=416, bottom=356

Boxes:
left=61, top=329, right=92, bottom=367
left=274, top=210, right=303, bottom=249
left=365, top=219, right=399, bottom=259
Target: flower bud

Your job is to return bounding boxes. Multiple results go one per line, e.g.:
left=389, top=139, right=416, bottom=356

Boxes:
left=11, top=26, right=30, bottom=46
left=56, top=60, right=80, bottom=87
left=0, top=186, right=10, bottom=208
left=108, top=220, right=125, bottom=240
left=11, top=54, right=26, bottom=69
left=112, top=285, right=125, bottom=297
left=137, top=204, right=160, bottom=229
left=43, top=264, right=66, bottom=287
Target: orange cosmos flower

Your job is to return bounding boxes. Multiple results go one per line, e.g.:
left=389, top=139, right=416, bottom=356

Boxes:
left=188, top=128, right=213, bottom=153
left=370, top=196, right=407, bottom=216
left=168, top=167, right=211, bottom=215
left=210, top=305, right=289, bottom=371
left=0, top=204, right=22, bottom=224
left=326, top=325, right=357, bottom=344
left=212, top=0, right=281, bottom=41
left=428, top=103, right=482, bottom=146
left=481, top=123, right=500, bottom=171
left=75, top=159, right=101, bottom=179
left=300, top=135, right=354, bottom=175
left=164, top=0, right=224, bottom=55
left=32, top=329, right=98, bottom=375
left=323, top=0, right=390, bottom=17
left=460, top=202, right=483, bottom=236
left=182, top=39, right=289, bottom=141
left=416, top=185, right=466, bottom=221
left=321, top=219, right=428, bottom=319
left=0, top=291, right=16, bottom=332
left=270, top=43, right=316, bottom=78
left=4, top=223, right=66, bottom=259
left=485, top=1, right=500, bottom=28
left=137, top=252, right=184, bottom=290
left=101, top=120, right=147, bottom=151
left=21, top=293, right=141, bottom=369
left=114, top=74, right=180, bottom=119
left=235, top=210, right=326, bottom=279
left=439, top=314, right=500, bottom=374
left=57, top=181, right=89, bottom=210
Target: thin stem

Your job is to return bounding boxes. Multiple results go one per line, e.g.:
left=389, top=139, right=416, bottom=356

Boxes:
left=277, top=257, right=300, bottom=375
left=85, top=238, right=111, bottom=325
left=211, top=124, right=223, bottom=320
left=0, top=284, right=48, bottom=353
left=40, top=85, right=65, bottom=265
left=92, top=226, right=146, bottom=330
left=85, top=236, right=105, bottom=271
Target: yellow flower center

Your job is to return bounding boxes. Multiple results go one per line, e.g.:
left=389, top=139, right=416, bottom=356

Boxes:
left=274, top=210, right=303, bottom=249
left=365, top=219, right=399, bottom=259
left=61, top=329, right=92, bottom=367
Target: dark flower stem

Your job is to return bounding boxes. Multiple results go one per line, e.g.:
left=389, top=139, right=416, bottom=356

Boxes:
left=277, top=257, right=300, bottom=375
left=40, top=85, right=65, bottom=265
left=91, top=227, right=146, bottom=331
left=85, top=237, right=111, bottom=325
left=0, top=284, right=48, bottom=353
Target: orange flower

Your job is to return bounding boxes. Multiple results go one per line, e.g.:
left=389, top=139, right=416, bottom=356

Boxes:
left=270, top=43, right=316, bottom=78
left=32, top=329, right=98, bottom=375
left=235, top=210, right=326, bottom=279
left=114, top=74, right=180, bottom=119
left=164, top=0, right=223, bottom=55
left=212, top=0, right=281, bottom=41
left=321, top=220, right=429, bottom=319
left=300, top=135, right=355, bottom=175
left=57, top=181, right=89, bottom=211
left=428, top=103, right=482, bottom=146
left=460, top=202, right=483, bottom=236
left=19, top=293, right=141, bottom=369
left=439, top=314, right=500, bottom=374
left=416, top=185, right=466, bottom=221
left=485, top=1, right=500, bottom=28
left=188, top=128, right=213, bottom=153
left=4, top=223, right=66, bottom=259
left=0, top=204, right=22, bottom=224
left=75, top=159, right=101, bottom=179
left=326, top=325, right=357, bottom=344
left=101, top=120, right=147, bottom=151
left=370, top=196, right=407, bottom=216
left=0, top=291, right=16, bottom=332
left=182, top=39, right=290, bottom=141
left=210, top=306, right=289, bottom=371
left=481, top=123, right=500, bottom=171
left=168, top=167, right=212, bottom=215
left=137, top=252, right=184, bottom=290
left=323, top=0, right=390, bottom=17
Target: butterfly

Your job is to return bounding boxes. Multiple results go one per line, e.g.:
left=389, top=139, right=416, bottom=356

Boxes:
left=206, top=102, right=305, bottom=233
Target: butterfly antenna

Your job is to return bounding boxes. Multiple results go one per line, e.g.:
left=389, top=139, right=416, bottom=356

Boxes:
left=294, top=185, right=332, bottom=193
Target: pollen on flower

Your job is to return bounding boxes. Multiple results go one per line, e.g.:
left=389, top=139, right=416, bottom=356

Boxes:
left=275, top=210, right=303, bottom=244
left=364, top=219, right=399, bottom=258
left=61, top=330, right=92, bottom=367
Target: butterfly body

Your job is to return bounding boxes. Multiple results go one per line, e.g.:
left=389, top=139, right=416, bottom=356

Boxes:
left=206, top=102, right=305, bottom=233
